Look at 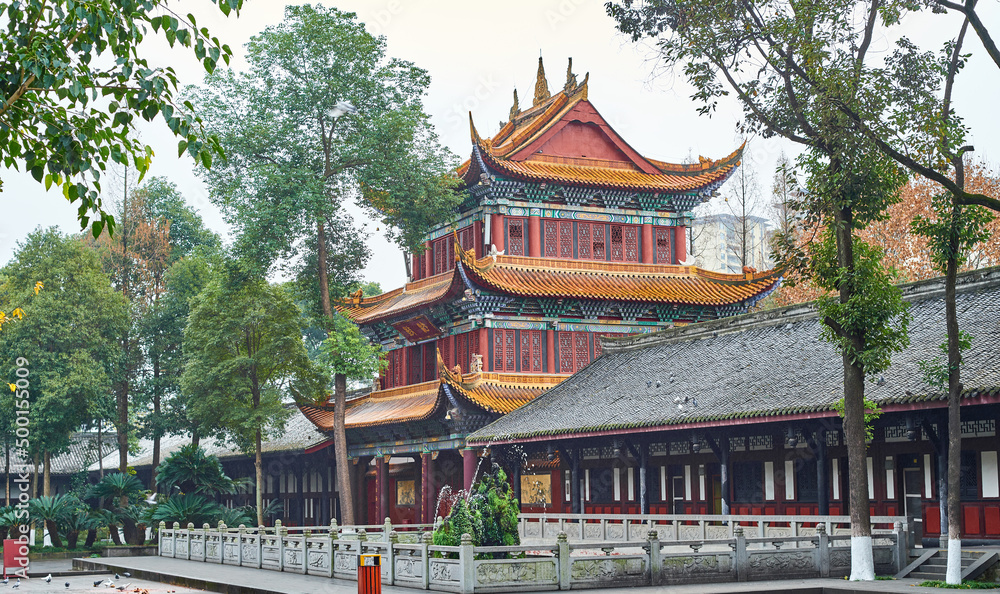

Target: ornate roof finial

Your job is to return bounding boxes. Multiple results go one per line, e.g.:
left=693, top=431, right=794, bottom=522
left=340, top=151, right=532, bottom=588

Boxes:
left=509, top=88, right=520, bottom=120
left=564, top=57, right=577, bottom=91
left=533, top=56, right=550, bottom=106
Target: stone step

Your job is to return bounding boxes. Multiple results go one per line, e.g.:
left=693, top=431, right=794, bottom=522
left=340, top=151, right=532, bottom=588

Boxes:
left=910, top=571, right=947, bottom=581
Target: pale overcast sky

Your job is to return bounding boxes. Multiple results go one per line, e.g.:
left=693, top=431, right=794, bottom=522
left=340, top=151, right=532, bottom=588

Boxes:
left=2, top=1, right=997, bottom=291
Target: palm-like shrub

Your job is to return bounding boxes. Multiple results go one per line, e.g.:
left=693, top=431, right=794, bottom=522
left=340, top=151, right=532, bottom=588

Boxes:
left=241, top=499, right=283, bottom=527
left=215, top=506, right=253, bottom=528
left=156, top=445, right=246, bottom=496
left=150, top=494, right=222, bottom=528
left=87, top=472, right=145, bottom=504
left=28, top=494, right=77, bottom=548
left=63, top=508, right=99, bottom=549
left=432, top=464, right=520, bottom=557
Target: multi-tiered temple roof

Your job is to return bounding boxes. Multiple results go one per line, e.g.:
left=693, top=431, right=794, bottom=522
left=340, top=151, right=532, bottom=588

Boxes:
left=302, top=58, right=781, bottom=461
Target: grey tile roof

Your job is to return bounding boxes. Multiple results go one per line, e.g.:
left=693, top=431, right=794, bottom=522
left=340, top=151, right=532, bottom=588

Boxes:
left=4, top=432, right=117, bottom=475
left=468, top=267, right=1000, bottom=443
left=86, top=406, right=329, bottom=472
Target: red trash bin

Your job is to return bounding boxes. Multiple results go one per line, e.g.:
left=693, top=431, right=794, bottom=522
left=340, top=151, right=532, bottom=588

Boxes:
left=358, top=554, right=381, bottom=594
left=3, top=538, right=28, bottom=579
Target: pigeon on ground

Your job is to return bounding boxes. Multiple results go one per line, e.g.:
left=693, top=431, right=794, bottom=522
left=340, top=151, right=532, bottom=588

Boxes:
left=2, top=576, right=7, bottom=585
left=65, top=583, right=70, bottom=589
left=122, top=573, right=130, bottom=578
left=11, top=578, right=19, bottom=589
left=116, top=583, right=130, bottom=591
left=114, top=574, right=120, bottom=580
left=93, top=579, right=104, bottom=587
left=45, top=574, right=52, bottom=583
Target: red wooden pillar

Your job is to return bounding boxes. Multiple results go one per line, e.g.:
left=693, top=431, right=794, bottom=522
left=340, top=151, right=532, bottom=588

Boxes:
left=528, top=215, right=541, bottom=257
left=642, top=224, right=654, bottom=264
left=478, top=328, right=488, bottom=370
left=463, top=448, right=477, bottom=492
left=376, top=457, right=389, bottom=523
left=473, top=221, right=483, bottom=259
left=546, top=329, right=555, bottom=373
left=491, top=213, right=504, bottom=253
left=424, top=240, right=433, bottom=277
left=421, top=453, right=433, bottom=523
left=674, top=225, right=687, bottom=264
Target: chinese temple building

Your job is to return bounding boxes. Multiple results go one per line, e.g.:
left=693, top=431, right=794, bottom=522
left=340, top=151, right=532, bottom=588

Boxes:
left=298, top=58, right=781, bottom=525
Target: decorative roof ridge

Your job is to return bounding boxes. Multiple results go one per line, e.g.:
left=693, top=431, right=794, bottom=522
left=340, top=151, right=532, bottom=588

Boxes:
left=469, top=253, right=780, bottom=282
left=473, top=372, right=571, bottom=388
left=647, top=142, right=746, bottom=176
left=350, top=379, right=442, bottom=405
left=601, top=264, right=1000, bottom=356
left=337, top=271, right=453, bottom=308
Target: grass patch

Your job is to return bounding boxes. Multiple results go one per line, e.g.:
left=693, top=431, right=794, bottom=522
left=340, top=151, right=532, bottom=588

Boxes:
left=918, top=580, right=1000, bottom=589
left=875, top=576, right=896, bottom=580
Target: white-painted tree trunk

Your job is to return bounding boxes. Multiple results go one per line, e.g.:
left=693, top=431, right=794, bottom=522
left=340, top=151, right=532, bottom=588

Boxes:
left=849, top=535, right=875, bottom=581
left=946, top=539, right=962, bottom=585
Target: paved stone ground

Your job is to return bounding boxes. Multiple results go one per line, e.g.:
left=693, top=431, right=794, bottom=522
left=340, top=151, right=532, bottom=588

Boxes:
left=70, top=555, right=994, bottom=594
left=0, top=572, right=206, bottom=593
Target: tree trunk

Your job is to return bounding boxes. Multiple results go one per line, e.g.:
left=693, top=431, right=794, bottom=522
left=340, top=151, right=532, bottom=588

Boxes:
left=45, top=519, right=63, bottom=548
left=43, top=450, right=51, bottom=496
left=945, top=210, right=963, bottom=584
left=66, top=530, right=79, bottom=550
left=150, top=359, right=161, bottom=491
left=97, top=420, right=104, bottom=479
left=5, top=441, right=10, bottom=506
left=318, top=218, right=356, bottom=525
left=833, top=205, right=874, bottom=581
left=255, top=428, right=264, bottom=527
left=117, top=374, right=129, bottom=475
left=85, top=529, right=97, bottom=548
left=192, top=427, right=200, bottom=448
left=333, top=372, right=354, bottom=524
left=109, top=521, right=122, bottom=546
left=31, top=453, right=38, bottom=498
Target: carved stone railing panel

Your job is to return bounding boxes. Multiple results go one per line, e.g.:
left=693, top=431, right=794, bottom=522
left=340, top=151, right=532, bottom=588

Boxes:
left=260, top=536, right=281, bottom=570
left=570, top=555, right=648, bottom=587
left=747, top=550, right=816, bottom=580
left=394, top=552, right=424, bottom=585
left=429, top=558, right=462, bottom=586
left=661, top=553, right=735, bottom=584
left=474, top=559, right=558, bottom=590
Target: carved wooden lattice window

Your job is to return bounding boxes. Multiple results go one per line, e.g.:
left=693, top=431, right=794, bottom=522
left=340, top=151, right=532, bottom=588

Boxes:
left=655, top=227, right=672, bottom=264
left=574, top=332, right=591, bottom=371
left=610, top=225, right=624, bottom=261
left=558, top=332, right=574, bottom=373
left=624, top=226, right=638, bottom=262
left=494, top=330, right=506, bottom=372
left=507, top=219, right=525, bottom=256
left=733, top=461, right=763, bottom=503
left=544, top=220, right=558, bottom=257
left=459, top=225, right=475, bottom=254
left=407, top=345, right=422, bottom=384
left=439, top=336, right=452, bottom=369
left=578, top=223, right=591, bottom=259
left=592, top=224, right=605, bottom=260
left=432, top=237, right=454, bottom=275
left=593, top=332, right=623, bottom=359
left=433, top=240, right=443, bottom=275
left=559, top=221, right=573, bottom=258
left=456, top=332, right=469, bottom=374
left=423, top=342, right=436, bottom=382
left=520, top=330, right=542, bottom=372
left=960, top=451, right=978, bottom=500
left=493, top=329, right=517, bottom=372
left=386, top=349, right=403, bottom=388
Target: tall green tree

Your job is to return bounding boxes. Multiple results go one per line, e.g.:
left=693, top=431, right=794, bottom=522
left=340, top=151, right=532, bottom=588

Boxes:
left=189, top=5, right=461, bottom=524
left=607, top=0, right=913, bottom=579
left=181, top=261, right=325, bottom=526
left=0, top=228, right=126, bottom=495
left=0, top=0, right=242, bottom=235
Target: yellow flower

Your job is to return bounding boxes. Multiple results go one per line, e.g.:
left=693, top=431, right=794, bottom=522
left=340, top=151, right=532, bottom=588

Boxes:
left=7, top=384, right=14, bottom=392
left=34, top=281, right=44, bottom=295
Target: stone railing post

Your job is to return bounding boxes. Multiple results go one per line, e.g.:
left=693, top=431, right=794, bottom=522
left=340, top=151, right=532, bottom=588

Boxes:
left=817, top=523, right=829, bottom=578
left=357, top=528, right=368, bottom=561
left=384, top=518, right=393, bottom=542
left=387, top=530, right=398, bottom=586
left=201, top=523, right=210, bottom=562
left=217, top=522, right=227, bottom=564
left=557, top=532, right=571, bottom=590
left=420, top=532, right=432, bottom=590
left=330, top=519, right=338, bottom=540
left=257, top=525, right=265, bottom=569
left=277, top=522, right=287, bottom=572
left=172, top=522, right=180, bottom=559
left=459, top=533, right=475, bottom=594
left=186, top=523, right=195, bottom=561
left=237, top=524, right=246, bottom=566
left=734, top=526, right=748, bottom=582
left=894, top=521, right=906, bottom=574
left=158, top=521, right=167, bottom=556
left=647, top=530, right=661, bottom=586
